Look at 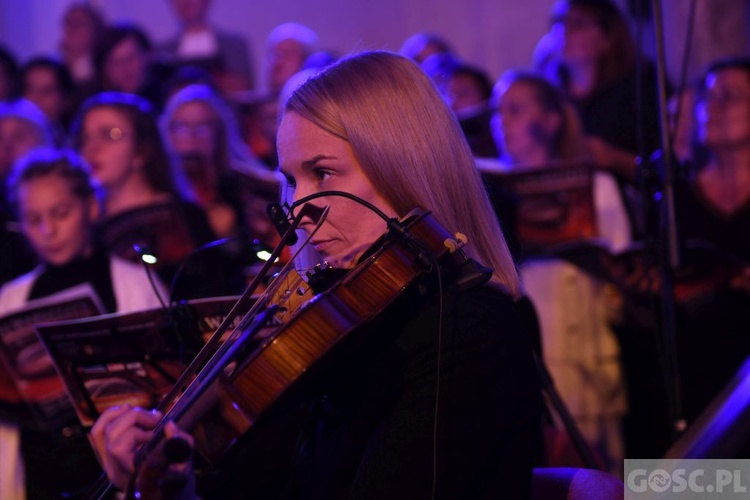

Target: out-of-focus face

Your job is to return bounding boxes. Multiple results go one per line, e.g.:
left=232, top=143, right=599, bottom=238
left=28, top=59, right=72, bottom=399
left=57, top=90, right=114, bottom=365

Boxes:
left=268, top=39, right=306, bottom=91
left=79, top=107, right=140, bottom=190
left=550, top=5, right=608, bottom=66
left=277, top=112, right=398, bottom=269
left=413, top=41, right=445, bottom=65
left=171, top=0, right=210, bottom=26
left=103, top=36, right=148, bottom=94
left=18, top=173, right=97, bottom=266
left=62, top=7, right=98, bottom=57
left=0, top=117, right=44, bottom=179
left=444, top=73, right=487, bottom=116
left=168, top=101, right=219, bottom=159
left=696, top=68, right=750, bottom=150
left=23, top=66, right=64, bottom=122
left=491, top=81, right=558, bottom=165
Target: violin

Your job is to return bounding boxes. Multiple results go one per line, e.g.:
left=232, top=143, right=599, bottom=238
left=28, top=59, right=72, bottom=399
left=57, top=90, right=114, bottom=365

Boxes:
left=90, top=205, right=483, bottom=499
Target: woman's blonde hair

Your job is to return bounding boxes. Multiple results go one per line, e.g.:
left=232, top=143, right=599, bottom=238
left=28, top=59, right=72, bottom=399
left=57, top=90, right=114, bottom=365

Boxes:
left=284, top=50, right=520, bottom=297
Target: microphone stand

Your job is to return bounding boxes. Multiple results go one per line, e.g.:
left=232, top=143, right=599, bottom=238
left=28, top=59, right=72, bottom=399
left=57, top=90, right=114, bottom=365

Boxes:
left=650, top=0, right=685, bottom=440
left=534, top=352, right=603, bottom=469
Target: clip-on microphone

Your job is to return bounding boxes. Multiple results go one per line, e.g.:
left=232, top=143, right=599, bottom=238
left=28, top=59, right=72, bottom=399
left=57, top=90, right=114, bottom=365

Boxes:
left=268, top=192, right=435, bottom=271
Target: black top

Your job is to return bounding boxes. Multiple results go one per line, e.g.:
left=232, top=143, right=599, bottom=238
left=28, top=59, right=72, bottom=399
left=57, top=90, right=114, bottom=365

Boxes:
left=199, top=282, right=543, bottom=499
left=618, top=175, right=750, bottom=457
left=572, top=64, right=663, bottom=161
left=28, top=246, right=116, bottom=313
left=22, top=247, right=114, bottom=499
left=459, top=108, right=499, bottom=159
left=672, top=179, right=750, bottom=264
left=96, top=198, right=244, bottom=300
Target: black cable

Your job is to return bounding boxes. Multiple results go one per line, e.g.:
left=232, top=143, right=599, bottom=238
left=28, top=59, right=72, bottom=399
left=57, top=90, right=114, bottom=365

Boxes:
left=167, top=236, right=237, bottom=307
left=288, top=190, right=392, bottom=223
left=285, top=191, right=435, bottom=271
left=133, top=244, right=167, bottom=312
left=285, top=191, right=449, bottom=496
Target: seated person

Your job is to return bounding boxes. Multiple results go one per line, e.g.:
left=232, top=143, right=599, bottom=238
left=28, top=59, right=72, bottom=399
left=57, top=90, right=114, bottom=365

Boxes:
left=0, top=148, right=167, bottom=500
left=92, top=23, right=169, bottom=112
left=0, top=99, right=54, bottom=287
left=159, top=0, right=255, bottom=92
left=58, top=2, right=104, bottom=88
left=264, top=22, right=319, bottom=94
left=161, top=83, right=274, bottom=240
left=20, top=57, right=76, bottom=146
left=622, top=57, right=750, bottom=457
left=0, top=99, right=54, bottom=186
left=72, top=91, right=232, bottom=300
left=487, top=70, right=631, bottom=474
left=440, top=62, right=497, bottom=158
left=399, top=31, right=454, bottom=64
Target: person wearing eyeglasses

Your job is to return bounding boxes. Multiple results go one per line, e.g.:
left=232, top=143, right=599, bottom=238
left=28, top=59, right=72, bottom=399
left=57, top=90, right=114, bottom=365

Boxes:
left=617, top=57, right=750, bottom=459
left=161, top=83, right=282, bottom=290
left=0, top=148, right=167, bottom=500
left=72, top=91, right=233, bottom=300
left=161, top=84, right=276, bottom=240
left=670, top=57, right=750, bottom=421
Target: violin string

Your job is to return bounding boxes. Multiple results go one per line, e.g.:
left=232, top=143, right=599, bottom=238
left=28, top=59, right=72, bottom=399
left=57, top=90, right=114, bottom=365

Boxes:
left=147, top=209, right=309, bottom=422
left=276, top=205, right=332, bottom=279
left=136, top=206, right=332, bottom=467
left=213, top=204, right=331, bottom=350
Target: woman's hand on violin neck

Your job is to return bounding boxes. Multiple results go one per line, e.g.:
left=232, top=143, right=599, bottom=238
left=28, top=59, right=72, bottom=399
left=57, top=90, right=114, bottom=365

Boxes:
left=90, top=405, right=163, bottom=491
left=135, top=421, right=197, bottom=500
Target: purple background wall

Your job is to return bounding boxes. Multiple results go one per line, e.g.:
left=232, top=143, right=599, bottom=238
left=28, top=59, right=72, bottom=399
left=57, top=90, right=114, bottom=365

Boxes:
left=0, top=0, right=748, bottom=89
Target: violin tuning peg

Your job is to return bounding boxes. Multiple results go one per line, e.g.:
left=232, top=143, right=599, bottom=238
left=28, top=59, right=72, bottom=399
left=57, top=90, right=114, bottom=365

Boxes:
left=443, top=233, right=468, bottom=253
left=444, top=238, right=459, bottom=253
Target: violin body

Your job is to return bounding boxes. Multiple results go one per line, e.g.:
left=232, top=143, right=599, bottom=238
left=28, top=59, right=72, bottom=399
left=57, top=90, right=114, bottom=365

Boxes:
left=157, top=209, right=471, bottom=469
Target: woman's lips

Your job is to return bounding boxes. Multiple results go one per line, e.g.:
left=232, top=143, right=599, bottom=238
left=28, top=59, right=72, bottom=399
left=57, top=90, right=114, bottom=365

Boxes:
left=312, top=239, right=333, bottom=253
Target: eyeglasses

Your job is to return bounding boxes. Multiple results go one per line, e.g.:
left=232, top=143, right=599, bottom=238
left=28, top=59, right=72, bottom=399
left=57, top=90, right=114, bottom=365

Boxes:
left=80, top=127, right=131, bottom=146
left=169, top=121, right=216, bottom=140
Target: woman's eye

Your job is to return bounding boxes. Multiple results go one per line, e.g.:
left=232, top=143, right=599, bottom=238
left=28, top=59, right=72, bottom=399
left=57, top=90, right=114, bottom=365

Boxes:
left=314, top=168, right=332, bottom=181
left=283, top=174, right=297, bottom=188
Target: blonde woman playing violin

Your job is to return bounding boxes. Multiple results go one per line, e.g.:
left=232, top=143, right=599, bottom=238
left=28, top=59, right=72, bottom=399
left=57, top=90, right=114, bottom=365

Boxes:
left=91, top=51, right=543, bottom=500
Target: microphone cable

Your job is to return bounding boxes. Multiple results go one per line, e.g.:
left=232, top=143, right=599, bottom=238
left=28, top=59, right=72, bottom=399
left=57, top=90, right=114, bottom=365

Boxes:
left=133, top=244, right=168, bottom=312
left=273, top=191, right=452, bottom=499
